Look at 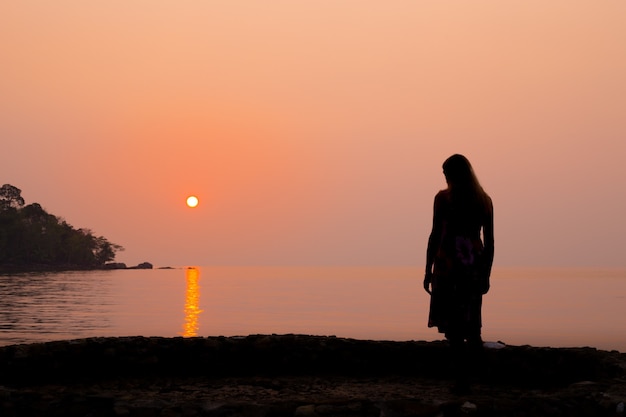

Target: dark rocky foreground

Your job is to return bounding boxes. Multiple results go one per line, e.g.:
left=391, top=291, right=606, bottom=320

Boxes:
left=1, top=335, right=625, bottom=416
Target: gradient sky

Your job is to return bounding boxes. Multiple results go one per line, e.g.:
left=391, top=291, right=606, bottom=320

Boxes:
left=2, top=2, right=625, bottom=267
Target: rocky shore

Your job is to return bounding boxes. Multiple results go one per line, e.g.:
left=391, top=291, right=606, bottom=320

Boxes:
left=102, top=262, right=154, bottom=270
left=1, top=335, right=625, bottom=416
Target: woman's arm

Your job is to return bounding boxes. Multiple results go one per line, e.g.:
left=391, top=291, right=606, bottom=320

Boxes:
left=480, top=196, right=495, bottom=292
left=424, top=191, right=446, bottom=293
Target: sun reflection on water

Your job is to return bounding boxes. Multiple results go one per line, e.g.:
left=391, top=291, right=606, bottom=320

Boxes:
left=182, top=267, right=202, bottom=337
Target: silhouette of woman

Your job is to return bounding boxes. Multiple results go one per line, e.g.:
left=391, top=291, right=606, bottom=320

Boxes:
left=423, top=154, right=494, bottom=390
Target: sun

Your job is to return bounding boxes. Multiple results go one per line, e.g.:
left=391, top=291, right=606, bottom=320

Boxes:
left=186, top=195, right=199, bottom=208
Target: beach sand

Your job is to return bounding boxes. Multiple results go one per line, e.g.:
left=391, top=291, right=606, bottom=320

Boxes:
left=1, top=335, right=625, bottom=416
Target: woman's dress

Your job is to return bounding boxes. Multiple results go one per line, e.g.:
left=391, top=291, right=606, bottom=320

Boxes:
left=427, top=191, right=489, bottom=340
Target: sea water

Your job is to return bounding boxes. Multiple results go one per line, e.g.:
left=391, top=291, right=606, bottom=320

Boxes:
left=1, top=266, right=624, bottom=351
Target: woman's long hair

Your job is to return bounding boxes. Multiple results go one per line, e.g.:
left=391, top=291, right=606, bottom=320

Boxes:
left=442, top=154, right=491, bottom=217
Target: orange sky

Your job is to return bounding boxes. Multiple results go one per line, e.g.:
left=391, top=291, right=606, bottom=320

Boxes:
left=2, top=1, right=625, bottom=267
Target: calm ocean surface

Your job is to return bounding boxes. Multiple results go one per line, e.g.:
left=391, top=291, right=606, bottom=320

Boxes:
left=1, top=267, right=624, bottom=352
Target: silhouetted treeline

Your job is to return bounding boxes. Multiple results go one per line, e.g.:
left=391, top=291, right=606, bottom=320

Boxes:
left=0, top=184, right=123, bottom=271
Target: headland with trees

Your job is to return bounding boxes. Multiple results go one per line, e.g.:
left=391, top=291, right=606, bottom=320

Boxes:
left=0, top=184, right=124, bottom=272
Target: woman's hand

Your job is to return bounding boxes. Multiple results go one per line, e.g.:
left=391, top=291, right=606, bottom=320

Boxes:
left=423, top=272, right=433, bottom=295
left=479, top=275, right=490, bottom=294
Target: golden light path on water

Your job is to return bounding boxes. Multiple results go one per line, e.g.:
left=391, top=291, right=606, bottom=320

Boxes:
left=182, top=267, right=202, bottom=337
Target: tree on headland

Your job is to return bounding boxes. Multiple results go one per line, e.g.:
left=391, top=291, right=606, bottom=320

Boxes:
left=0, top=184, right=25, bottom=210
left=0, top=184, right=124, bottom=271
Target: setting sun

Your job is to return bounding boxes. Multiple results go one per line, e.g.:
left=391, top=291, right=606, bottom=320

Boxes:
left=186, top=196, right=199, bottom=208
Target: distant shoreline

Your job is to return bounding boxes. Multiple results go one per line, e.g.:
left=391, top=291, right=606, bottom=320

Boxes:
left=0, top=264, right=107, bottom=274
left=0, top=261, right=153, bottom=274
